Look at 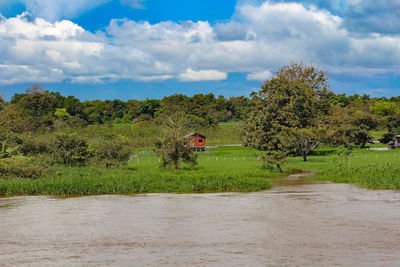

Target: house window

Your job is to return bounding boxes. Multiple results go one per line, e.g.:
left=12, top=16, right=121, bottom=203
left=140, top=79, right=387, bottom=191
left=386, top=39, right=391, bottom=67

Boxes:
left=198, top=139, right=203, bottom=143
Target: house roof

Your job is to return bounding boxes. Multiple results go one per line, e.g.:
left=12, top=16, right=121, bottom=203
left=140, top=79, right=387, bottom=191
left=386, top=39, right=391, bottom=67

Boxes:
left=183, top=132, right=206, bottom=139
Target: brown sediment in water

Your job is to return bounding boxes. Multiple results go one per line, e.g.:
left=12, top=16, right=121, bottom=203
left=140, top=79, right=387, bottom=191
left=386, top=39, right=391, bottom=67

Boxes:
left=1, top=182, right=400, bottom=266
left=272, top=169, right=321, bottom=187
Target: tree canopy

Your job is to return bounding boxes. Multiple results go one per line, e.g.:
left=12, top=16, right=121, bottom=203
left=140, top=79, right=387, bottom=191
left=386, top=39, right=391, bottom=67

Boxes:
left=242, top=63, right=332, bottom=161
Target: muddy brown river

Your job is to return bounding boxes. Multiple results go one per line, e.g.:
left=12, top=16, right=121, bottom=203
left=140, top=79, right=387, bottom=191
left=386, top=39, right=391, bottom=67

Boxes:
left=1, top=178, right=400, bottom=266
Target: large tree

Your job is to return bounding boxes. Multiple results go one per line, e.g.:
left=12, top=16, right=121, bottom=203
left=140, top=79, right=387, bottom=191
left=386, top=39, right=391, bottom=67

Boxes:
left=242, top=63, right=332, bottom=162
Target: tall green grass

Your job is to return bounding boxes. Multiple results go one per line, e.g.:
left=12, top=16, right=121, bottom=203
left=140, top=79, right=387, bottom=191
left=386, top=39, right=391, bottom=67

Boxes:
left=0, top=146, right=276, bottom=196
left=285, top=148, right=400, bottom=190
left=1, top=146, right=399, bottom=196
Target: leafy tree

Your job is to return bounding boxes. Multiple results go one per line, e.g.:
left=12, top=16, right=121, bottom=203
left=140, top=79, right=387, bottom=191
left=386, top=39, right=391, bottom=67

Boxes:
left=21, top=85, right=55, bottom=117
left=330, top=93, right=350, bottom=107
left=53, top=133, right=91, bottom=166
left=54, top=108, right=71, bottom=121
left=154, top=114, right=197, bottom=169
left=282, top=127, right=325, bottom=161
left=326, top=107, right=377, bottom=147
left=93, top=136, right=132, bottom=167
left=50, top=92, right=66, bottom=109
left=242, top=62, right=331, bottom=158
left=370, top=100, right=399, bottom=116
left=0, top=104, right=29, bottom=157
left=140, top=99, right=161, bottom=117
left=380, top=115, right=400, bottom=143
left=64, top=96, right=83, bottom=116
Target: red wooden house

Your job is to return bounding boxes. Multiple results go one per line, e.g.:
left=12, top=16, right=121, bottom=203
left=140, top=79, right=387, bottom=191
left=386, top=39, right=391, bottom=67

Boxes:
left=184, top=132, right=206, bottom=151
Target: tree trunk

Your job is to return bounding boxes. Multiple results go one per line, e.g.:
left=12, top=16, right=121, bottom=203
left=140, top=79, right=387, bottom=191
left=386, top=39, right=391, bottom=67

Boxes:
left=361, top=141, right=366, bottom=148
left=302, top=151, right=307, bottom=161
left=276, top=163, right=283, bottom=173
left=174, top=159, right=179, bottom=170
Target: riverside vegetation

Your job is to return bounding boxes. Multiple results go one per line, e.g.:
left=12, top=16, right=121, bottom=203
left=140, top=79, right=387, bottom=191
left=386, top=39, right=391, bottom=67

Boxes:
left=1, top=63, right=400, bottom=196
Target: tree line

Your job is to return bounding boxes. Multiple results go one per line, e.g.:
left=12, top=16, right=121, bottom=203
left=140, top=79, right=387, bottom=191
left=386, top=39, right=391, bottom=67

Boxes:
left=1, top=63, right=400, bottom=173
left=1, top=83, right=399, bottom=135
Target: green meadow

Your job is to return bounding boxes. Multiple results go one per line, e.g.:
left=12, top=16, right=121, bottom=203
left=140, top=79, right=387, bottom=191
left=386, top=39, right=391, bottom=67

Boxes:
left=0, top=146, right=276, bottom=196
left=1, top=145, right=399, bottom=196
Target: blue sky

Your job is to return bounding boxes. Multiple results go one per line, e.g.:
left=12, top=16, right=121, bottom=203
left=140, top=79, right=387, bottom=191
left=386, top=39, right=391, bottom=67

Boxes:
left=1, top=0, right=399, bottom=100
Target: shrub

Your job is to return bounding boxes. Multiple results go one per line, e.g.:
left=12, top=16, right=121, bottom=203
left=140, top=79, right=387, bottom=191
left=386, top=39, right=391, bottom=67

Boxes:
left=92, top=136, right=132, bottom=167
left=19, top=134, right=52, bottom=156
left=154, top=114, right=197, bottom=169
left=258, top=152, right=288, bottom=172
left=53, top=133, right=91, bottom=166
left=0, top=156, right=52, bottom=179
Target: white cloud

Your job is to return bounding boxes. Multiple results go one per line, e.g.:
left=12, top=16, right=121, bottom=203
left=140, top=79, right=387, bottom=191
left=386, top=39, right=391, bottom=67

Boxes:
left=247, top=70, right=273, bottom=81
left=120, top=0, right=146, bottom=9
left=0, top=1, right=400, bottom=86
left=1, top=0, right=147, bottom=22
left=178, top=69, right=227, bottom=82
left=21, top=0, right=110, bottom=22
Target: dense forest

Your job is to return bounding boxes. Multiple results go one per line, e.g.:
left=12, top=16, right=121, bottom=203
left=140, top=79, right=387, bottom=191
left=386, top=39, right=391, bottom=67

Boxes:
left=2, top=84, right=400, bottom=132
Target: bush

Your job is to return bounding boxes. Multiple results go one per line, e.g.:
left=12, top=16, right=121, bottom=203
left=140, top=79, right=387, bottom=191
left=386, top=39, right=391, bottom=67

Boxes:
left=92, top=136, right=132, bottom=167
left=258, top=152, right=288, bottom=172
left=53, top=133, right=92, bottom=166
left=0, top=156, right=52, bottom=179
left=19, top=134, right=52, bottom=156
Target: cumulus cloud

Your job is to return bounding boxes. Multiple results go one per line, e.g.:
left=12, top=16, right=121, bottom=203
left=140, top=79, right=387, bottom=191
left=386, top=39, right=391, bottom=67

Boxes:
left=178, top=69, right=227, bottom=82
left=247, top=70, right=273, bottom=81
left=342, top=0, right=400, bottom=35
left=0, top=1, right=400, bottom=86
left=271, top=0, right=400, bottom=35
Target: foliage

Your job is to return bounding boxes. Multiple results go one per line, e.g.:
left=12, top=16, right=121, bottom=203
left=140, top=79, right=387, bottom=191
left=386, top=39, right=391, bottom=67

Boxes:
left=0, top=95, right=6, bottom=112
left=18, top=134, right=52, bottom=156
left=92, top=136, right=132, bottom=167
left=325, top=107, right=377, bottom=147
left=154, top=114, right=198, bottom=169
left=258, top=151, right=288, bottom=172
left=53, top=133, right=92, bottom=166
left=0, top=104, right=29, bottom=133
left=0, top=132, right=20, bottom=158
left=54, top=108, right=71, bottom=121
left=242, top=62, right=331, bottom=155
left=370, top=100, right=399, bottom=116
left=380, top=115, right=400, bottom=143
left=282, top=127, right=325, bottom=161
left=0, top=156, right=52, bottom=179
left=333, top=146, right=353, bottom=170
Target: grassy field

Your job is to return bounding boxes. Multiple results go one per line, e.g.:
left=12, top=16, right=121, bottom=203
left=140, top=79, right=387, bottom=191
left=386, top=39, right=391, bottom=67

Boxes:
left=286, top=147, right=400, bottom=190
left=1, top=145, right=399, bottom=196
left=0, top=146, right=278, bottom=196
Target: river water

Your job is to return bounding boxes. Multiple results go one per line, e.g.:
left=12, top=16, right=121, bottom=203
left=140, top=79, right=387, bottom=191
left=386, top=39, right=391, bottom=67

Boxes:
left=1, top=177, right=400, bottom=266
